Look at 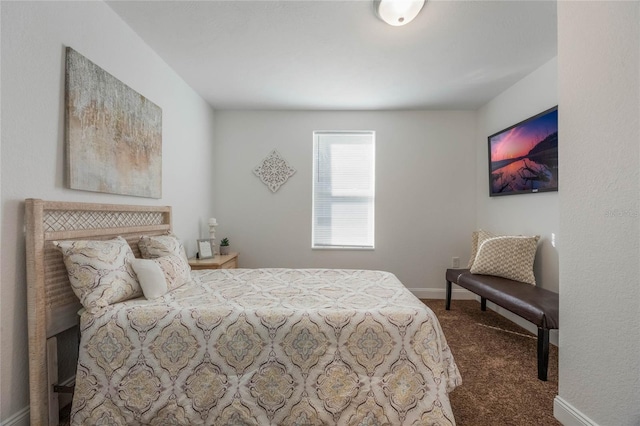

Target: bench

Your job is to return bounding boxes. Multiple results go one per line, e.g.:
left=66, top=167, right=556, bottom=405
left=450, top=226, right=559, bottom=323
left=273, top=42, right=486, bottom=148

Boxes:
left=445, top=268, right=559, bottom=381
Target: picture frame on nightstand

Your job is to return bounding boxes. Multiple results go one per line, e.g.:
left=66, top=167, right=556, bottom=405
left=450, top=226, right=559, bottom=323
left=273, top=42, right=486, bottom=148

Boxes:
left=197, top=239, right=214, bottom=259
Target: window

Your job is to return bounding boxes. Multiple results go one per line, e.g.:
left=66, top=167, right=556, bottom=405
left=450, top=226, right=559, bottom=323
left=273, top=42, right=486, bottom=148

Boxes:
left=312, top=131, right=375, bottom=249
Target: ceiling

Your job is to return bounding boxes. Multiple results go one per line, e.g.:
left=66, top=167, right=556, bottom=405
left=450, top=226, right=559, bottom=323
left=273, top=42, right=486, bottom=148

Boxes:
left=107, top=0, right=557, bottom=111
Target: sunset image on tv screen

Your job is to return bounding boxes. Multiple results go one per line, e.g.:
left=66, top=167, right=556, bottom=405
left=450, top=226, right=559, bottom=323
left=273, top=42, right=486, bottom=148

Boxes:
left=489, top=107, right=558, bottom=196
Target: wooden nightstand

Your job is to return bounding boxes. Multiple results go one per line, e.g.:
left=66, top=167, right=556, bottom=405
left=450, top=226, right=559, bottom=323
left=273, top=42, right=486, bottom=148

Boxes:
left=188, top=252, right=239, bottom=270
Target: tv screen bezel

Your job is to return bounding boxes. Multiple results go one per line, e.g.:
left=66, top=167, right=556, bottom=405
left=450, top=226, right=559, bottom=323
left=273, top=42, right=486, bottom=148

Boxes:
left=487, top=106, right=558, bottom=197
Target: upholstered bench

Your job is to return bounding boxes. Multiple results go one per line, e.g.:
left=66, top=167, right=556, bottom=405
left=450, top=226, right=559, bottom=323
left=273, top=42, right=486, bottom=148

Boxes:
left=445, top=268, right=559, bottom=381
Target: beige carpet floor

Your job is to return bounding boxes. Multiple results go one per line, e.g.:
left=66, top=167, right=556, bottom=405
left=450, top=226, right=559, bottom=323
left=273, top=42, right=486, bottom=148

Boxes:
left=423, top=299, right=560, bottom=426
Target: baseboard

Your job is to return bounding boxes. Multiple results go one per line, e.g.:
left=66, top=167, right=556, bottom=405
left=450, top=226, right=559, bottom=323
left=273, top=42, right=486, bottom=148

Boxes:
left=1, top=406, right=29, bottom=426
left=554, top=396, right=599, bottom=426
left=409, top=287, right=476, bottom=300
left=1, top=375, right=75, bottom=426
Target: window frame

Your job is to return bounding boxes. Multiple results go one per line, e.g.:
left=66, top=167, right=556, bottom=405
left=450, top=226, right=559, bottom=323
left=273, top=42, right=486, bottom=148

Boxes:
left=311, top=130, right=376, bottom=250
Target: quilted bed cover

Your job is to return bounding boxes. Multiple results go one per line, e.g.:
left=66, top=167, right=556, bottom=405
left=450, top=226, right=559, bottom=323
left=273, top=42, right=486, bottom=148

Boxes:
left=71, top=269, right=461, bottom=425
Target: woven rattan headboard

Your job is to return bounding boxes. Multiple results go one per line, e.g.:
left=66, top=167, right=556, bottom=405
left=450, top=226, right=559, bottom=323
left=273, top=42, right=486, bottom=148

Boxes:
left=25, top=199, right=172, bottom=425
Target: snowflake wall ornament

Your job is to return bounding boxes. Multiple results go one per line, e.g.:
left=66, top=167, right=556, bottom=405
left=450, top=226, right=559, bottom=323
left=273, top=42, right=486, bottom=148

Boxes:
left=253, top=149, right=296, bottom=193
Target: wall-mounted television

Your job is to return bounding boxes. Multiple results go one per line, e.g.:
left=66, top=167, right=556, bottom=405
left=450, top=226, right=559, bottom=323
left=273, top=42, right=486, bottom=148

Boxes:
left=488, top=106, right=558, bottom=196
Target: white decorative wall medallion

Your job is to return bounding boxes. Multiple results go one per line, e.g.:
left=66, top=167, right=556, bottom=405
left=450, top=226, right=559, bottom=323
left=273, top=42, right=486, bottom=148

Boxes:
left=253, top=149, right=296, bottom=193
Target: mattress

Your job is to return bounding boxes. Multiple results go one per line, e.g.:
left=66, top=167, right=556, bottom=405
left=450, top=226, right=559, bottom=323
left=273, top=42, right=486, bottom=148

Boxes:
left=71, top=268, right=461, bottom=425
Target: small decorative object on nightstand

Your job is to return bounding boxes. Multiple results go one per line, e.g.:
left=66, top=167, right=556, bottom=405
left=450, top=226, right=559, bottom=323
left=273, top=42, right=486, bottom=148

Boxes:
left=197, top=239, right=214, bottom=259
left=208, top=218, right=218, bottom=252
left=219, top=237, right=230, bottom=255
left=189, top=252, right=238, bottom=270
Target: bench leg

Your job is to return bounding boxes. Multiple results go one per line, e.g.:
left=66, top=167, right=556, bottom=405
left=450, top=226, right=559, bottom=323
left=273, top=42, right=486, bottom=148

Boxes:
left=481, top=297, right=487, bottom=311
left=445, top=280, right=452, bottom=310
left=537, top=328, right=550, bottom=381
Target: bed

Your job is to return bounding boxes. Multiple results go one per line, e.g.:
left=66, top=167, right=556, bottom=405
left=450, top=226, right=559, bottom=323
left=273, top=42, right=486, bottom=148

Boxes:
left=25, top=199, right=461, bottom=425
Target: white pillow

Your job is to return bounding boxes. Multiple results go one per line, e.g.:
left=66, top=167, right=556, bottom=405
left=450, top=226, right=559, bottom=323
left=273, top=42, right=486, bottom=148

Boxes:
left=131, top=253, right=191, bottom=299
left=470, top=235, right=540, bottom=285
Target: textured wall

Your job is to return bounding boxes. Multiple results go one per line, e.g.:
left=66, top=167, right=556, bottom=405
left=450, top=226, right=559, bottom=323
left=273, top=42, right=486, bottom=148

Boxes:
left=214, top=110, right=477, bottom=293
left=0, top=2, right=216, bottom=423
left=475, top=57, right=559, bottom=293
left=557, top=2, right=640, bottom=424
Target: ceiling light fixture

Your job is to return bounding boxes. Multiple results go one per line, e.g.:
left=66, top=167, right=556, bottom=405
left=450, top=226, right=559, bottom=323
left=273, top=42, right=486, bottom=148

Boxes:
left=374, top=0, right=425, bottom=27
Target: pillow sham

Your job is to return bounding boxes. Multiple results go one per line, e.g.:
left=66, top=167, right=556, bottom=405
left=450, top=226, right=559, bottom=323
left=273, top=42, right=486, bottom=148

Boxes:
left=470, top=235, right=540, bottom=285
left=130, top=253, right=191, bottom=299
left=467, top=231, right=480, bottom=268
left=467, top=229, right=498, bottom=268
left=138, top=233, right=189, bottom=263
left=53, top=236, right=141, bottom=312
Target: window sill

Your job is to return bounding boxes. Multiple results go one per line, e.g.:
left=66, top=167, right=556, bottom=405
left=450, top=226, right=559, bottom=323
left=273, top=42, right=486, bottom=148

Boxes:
left=312, top=246, right=375, bottom=251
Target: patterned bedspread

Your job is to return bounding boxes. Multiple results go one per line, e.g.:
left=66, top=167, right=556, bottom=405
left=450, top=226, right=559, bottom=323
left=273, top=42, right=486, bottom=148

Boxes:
left=71, top=269, right=461, bottom=425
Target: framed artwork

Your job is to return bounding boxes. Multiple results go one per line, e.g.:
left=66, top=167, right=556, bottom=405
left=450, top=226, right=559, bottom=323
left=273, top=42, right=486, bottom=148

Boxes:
left=65, top=47, right=162, bottom=198
left=197, top=239, right=214, bottom=259
left=488, top=106, right=558, bottom=196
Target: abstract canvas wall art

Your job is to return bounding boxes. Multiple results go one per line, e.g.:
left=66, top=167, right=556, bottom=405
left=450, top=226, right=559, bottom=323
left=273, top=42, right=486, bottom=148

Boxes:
left=65, top=47, right=162, bottom=198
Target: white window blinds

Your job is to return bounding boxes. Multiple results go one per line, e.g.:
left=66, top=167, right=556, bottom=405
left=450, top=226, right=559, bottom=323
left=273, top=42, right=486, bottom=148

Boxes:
left=312, top=131, right=375, bottom=249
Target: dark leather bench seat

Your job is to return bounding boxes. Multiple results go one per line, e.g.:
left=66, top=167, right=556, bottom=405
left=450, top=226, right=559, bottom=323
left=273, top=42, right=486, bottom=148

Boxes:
left=445, top=268, right=559, bottom=380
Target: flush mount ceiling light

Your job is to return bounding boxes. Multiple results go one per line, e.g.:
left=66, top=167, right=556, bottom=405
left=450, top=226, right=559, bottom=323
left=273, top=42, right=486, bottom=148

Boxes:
left=374, top=0, right=426, bottom=26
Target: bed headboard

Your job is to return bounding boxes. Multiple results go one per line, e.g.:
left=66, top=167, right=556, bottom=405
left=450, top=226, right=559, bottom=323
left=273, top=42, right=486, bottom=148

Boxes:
left=25, top=199, right=172, bottom=425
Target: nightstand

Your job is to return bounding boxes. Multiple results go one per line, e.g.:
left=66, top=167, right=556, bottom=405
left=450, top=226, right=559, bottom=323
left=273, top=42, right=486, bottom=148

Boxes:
left=188, top=252, right=239, bottom=270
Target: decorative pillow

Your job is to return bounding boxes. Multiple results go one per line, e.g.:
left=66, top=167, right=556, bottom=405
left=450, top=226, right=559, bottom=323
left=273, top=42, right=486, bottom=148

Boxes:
left=130, top=253, right=191, bottom=299
left=138, top=233, right=189, bottom=264
left=470, top=235, right=540, bottom=285
left=467, top=231, right=479, bottom=268
left=467, top=229, right=497, bottom=268
left=53, top=237, right=141, bottom=312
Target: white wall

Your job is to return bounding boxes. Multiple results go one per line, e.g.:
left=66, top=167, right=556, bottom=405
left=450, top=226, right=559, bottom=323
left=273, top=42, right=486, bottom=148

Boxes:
left=475, top=57, right=559, bottom=293
left=214, top=110, right=477, bottom=294
left=0, top=2, right=216, bottom=423
left=556, top=2, right=639, bottom=425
